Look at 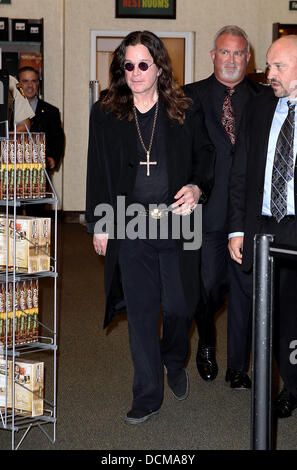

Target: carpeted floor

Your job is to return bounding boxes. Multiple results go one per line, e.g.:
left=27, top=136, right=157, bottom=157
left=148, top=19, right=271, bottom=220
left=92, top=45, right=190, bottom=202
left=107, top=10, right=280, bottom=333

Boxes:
left=0, top=220, right=296, bottom=452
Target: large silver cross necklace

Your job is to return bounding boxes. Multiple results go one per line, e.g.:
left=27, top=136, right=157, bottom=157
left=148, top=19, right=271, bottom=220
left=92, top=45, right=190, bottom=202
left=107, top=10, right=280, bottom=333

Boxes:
left=133, top=100, right=159, bottom=176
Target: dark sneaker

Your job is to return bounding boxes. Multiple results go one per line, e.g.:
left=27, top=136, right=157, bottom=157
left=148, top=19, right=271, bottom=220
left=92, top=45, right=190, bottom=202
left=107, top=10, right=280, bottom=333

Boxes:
left=124, top=407, right=160, bottom=424
left=166, top=368, right=189, bottom=400
left=274, top=388, right=297, bottom=418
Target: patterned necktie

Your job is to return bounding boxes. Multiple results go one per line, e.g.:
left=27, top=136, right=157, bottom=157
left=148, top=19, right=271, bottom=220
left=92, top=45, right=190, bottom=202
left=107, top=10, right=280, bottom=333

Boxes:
left=222, top=87, right=235, bottom=145
left=271, top=101, right=295, bottom=223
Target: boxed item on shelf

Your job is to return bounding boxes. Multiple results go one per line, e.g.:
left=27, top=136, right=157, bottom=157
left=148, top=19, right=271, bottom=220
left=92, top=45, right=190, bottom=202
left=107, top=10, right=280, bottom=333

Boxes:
left=30, top=279, right=39, bottom=342
left=16, top=132, right=25, bottom=199
left=11, top=19, right=28, bottom=42
left=0, top=215, right=51, bottom=273
left=20, top=279, right=39, bottom=343
left=0, top=217, right=7, bottom=268
left=38, top=133, right=46, bottom=196
left=38, top=217, right=51, bottom=272
left=0, top=311, right=5, bottom=346
left=8, top=216, right=39, bottom=273
left=0, top=358, right=12, bottom=409
left=0, top=18, right=9, bottom=42
left=2, top=51, right=19, bottom=78
left=27, top=19, right=43, bottom=43
left=0, top=357, right=44, bottom=417
left=0, top=132, right=47, bottom=200
left=14, top=359, right=44, bottom=417
left=31, top=133, right=46, bottom=199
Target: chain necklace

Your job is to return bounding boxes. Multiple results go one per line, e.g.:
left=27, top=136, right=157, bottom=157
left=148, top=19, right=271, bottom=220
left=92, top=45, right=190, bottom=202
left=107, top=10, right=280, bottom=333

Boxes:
left=133, top=100, right=159, bottom=176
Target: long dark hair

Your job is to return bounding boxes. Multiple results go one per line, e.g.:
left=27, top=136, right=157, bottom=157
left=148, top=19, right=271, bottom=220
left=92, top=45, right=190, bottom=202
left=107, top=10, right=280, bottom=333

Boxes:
left=101, top=30, right=191, bottom=124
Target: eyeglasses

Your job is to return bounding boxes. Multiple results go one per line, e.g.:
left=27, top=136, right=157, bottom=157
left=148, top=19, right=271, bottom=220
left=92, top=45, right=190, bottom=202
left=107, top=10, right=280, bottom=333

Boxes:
left=123, top=61, right=154, bottom=72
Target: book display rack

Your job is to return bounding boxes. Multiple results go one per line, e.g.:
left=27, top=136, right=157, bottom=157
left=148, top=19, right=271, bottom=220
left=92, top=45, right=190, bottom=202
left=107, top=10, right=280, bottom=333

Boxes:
left=0, top=120, right=58, bottom=450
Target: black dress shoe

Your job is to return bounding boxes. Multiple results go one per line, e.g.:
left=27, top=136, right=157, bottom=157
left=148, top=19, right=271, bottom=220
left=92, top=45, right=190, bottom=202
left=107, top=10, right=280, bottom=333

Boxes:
left=274, top=388, right=297, bottom=418
left=225, top=368, right=251, bottom=389
left=125, top=407, right=160, bottom=424
left=196, top=344, right=218, bottom=381
left=166, top=368, right=189, bottom=400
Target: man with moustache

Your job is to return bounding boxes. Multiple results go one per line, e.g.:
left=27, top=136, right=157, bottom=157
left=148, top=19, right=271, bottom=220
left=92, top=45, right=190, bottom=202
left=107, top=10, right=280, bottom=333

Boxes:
left=184, top=26, right=267, bottom=387
left=228, top=34, right=297, bottom=418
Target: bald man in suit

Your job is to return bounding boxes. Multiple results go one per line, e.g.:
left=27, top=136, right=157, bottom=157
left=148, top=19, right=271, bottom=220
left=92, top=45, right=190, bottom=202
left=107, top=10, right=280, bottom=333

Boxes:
left=229, top=35, right=297, bottom=418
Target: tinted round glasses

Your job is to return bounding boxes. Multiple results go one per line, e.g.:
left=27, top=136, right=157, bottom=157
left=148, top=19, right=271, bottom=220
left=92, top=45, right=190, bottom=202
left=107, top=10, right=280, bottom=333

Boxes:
left=124, top=61, right=154, bottom=72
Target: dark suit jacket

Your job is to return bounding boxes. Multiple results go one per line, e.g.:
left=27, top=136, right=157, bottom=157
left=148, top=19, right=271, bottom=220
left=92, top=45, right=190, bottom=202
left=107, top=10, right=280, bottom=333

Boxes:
left=30, top=98, right=65, bottom=168
left=228, top=86, right=297, bottom=271
left=86, top=100, right=215, bottom=327
left=184, top=74, right=265, bottom=232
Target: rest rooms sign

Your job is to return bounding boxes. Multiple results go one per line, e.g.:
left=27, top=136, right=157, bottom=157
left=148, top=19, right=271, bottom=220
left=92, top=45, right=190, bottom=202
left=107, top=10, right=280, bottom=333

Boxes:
left=116, top=0, right=176, bottom=18
left=0, top=0, right=11, bottom=3
left=290, top=1, right=297, bottom=9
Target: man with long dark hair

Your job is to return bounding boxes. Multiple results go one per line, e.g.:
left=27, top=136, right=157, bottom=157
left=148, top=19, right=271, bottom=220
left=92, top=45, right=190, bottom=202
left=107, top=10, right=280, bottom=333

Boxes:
left=86, top=31, right=215, bottom=424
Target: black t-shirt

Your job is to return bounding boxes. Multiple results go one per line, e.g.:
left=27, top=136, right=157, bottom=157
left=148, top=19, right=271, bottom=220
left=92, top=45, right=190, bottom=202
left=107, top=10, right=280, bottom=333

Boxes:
left=132, top=102, right=169, bottom=207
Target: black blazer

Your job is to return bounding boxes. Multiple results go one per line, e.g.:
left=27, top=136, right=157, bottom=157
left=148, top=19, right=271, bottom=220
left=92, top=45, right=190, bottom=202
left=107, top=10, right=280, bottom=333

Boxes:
left=30, top=98, right=65, bottom=168
left=184, top=74, right=265, bottom=232
left=86, top=100, right=216, bottom=327
left=228, top=86, right=297, bottom=271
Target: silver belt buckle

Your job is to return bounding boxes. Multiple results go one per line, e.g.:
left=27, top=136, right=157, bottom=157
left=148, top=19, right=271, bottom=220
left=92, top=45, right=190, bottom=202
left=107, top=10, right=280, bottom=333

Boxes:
left=149, top=208, right=164, bottom=219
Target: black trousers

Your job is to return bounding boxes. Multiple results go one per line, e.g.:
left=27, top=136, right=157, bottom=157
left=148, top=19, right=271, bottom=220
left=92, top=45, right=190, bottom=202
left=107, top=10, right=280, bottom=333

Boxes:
left=270, top=258, right=297, bottom=396
left=227, top=259, right=253, bottom=373
left=227, top=215, right=297, bottom=393
left=195, top=231, right=253, bottom=373
left=257, top=216, right=297, bottom=396
left=118, top=237, right=192, bottom=410
left=227, top=255, right=297, bottom=394
left=226, top=253, right=297, bottom=389
left=195, top=231, right=229, bottom=347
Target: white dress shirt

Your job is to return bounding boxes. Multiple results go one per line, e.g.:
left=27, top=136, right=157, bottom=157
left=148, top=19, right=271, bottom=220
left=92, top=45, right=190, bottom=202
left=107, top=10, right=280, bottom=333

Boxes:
left=262, top=96, right=297, bottom=216
left=229, top=96, right=297, bottom=239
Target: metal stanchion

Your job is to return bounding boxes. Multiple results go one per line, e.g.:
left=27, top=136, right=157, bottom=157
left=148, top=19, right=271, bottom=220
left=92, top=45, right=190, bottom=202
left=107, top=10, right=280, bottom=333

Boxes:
left=251, top=234, right=274, bottom=450
left=89, top=80, right=100, bottom=111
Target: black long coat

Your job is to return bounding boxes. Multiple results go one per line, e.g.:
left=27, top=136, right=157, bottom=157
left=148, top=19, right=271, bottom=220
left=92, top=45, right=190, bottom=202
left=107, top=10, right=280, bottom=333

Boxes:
left=86, top=100, right=216, bottom=328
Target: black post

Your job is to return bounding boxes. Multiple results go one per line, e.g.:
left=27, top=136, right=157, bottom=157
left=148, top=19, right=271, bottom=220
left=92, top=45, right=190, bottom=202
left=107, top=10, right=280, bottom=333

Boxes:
left=251, top=234, right=274, bottom=450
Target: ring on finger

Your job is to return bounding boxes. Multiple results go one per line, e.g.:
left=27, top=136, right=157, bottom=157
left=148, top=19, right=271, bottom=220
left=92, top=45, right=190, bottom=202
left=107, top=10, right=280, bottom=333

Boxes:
left=97, top=249, right=102, bottom=255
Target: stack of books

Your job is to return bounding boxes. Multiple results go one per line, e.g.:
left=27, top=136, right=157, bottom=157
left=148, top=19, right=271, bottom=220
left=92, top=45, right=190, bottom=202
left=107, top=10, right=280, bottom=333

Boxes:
left=0, top=278, right=39, bottom=346
left=0, top=132, right=46, bottom=200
